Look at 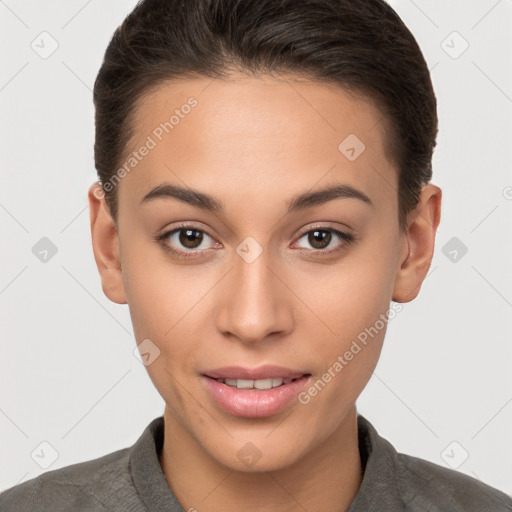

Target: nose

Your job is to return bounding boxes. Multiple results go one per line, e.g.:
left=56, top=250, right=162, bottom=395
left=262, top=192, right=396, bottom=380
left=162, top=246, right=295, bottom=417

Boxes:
left=214, top=244, right=294, bottom=345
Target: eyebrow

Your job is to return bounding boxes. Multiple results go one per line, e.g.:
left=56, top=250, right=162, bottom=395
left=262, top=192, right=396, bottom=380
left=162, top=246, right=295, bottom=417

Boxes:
left=140, top=182, right=374, bottom=212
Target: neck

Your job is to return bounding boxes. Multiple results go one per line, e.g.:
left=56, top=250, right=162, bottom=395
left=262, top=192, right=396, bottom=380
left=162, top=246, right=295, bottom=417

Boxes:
left=159, top=406, right=363, bottom=512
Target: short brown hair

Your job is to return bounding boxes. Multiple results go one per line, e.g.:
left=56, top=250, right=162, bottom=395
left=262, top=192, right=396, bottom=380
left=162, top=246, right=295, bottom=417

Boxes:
left=93, top=0, right=438, bottom=233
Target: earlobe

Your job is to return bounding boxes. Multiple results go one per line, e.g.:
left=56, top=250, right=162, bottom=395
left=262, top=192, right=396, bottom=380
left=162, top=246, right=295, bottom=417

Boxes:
left=392, top=184, right=442, bottom=303
left=87, top=183, right=127, bottom=305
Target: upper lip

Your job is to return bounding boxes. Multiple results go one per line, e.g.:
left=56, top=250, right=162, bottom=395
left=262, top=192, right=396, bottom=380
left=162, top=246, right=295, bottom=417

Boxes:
left=203, top=365, right=310, bottom=381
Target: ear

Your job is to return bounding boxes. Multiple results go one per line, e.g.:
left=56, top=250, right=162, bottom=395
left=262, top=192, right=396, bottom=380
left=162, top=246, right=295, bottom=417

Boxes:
left=87, top=182, right=127, bottom=304
left=392, top=184, right=442, bottom=303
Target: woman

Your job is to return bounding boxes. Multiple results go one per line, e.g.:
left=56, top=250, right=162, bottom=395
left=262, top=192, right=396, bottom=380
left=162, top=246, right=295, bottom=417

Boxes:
left=1, top=0, right=511, bottom=510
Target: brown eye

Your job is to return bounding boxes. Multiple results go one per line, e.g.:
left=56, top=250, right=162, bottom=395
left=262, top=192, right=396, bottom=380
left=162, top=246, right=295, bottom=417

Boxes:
left=294, top=226, right=355, bottom=256
left=178, top=229, right=204, bottom=249
left=307, top=229, right=332, bottom=250
left=156, top=224, right=218, bottom=260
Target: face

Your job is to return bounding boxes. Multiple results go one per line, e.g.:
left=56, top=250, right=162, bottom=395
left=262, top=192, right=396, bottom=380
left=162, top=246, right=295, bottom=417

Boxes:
left=89, top=73, right=440, bottom=472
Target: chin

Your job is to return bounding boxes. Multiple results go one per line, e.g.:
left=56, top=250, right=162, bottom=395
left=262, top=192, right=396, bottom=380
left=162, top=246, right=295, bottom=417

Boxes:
left=206, top=436, right=308, bottom=474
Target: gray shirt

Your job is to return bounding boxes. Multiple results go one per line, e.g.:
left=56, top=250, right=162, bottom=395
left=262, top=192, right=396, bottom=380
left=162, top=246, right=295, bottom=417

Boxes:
left=1, top=414, right=511, bottom=511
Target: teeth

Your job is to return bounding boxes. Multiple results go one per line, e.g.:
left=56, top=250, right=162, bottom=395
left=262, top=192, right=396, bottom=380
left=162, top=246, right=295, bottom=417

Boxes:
left=218, top=377, right=295, bottom=389
left=236, top=379, right=254, bottom=389
left=254, top=378, right=273, bottom=390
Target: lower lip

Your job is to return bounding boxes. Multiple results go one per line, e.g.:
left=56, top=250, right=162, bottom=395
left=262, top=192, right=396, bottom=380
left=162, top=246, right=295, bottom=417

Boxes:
left=201, top=375, right=311, bottom=418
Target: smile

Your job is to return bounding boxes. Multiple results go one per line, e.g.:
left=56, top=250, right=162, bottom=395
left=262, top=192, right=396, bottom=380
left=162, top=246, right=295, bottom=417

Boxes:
left=215, top=377, right=300, bottom=389
left=201, top=369, right=312, bottom=418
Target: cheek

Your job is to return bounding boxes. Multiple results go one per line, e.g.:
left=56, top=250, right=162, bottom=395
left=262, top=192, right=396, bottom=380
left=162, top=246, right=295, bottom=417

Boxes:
left=122, top=241, right=209, bottom=340
left=298, top=299, right=390, bottom=435
left=121, top=248, right=212, bottom=389
left=299, top=247, right=396, bottom=352
left=296, top=243, right=397, bottom=408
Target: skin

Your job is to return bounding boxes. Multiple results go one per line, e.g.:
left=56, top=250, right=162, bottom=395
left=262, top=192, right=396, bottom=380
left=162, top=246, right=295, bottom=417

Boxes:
left=88, top=73, right=441, bottom=512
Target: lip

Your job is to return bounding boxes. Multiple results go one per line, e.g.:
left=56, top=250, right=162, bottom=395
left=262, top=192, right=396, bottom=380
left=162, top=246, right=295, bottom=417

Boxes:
left=200, top=366, right=311, bottom=418
left=203, top=365, right=308, bottom=381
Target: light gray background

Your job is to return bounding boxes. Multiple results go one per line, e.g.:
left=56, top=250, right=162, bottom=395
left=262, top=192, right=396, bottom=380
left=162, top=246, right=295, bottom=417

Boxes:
left=1, top=0, right=511, bottom=498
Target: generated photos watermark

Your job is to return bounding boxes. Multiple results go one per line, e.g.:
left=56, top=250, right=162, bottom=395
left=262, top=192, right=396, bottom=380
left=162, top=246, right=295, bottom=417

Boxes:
left=298, top=301, right=403, bottom=405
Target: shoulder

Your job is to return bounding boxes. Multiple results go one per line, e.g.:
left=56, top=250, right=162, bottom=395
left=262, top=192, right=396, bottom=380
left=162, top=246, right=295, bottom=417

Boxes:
left=395, top=451, right=512, bottom=511
left=356, top=414, right=512, bottom=512
left=0, top=446, right=136, bottom=512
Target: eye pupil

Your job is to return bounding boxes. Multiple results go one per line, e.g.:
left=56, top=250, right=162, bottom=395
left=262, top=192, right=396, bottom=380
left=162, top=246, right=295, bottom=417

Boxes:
left=179, top=229, right=203, bottom=248
left=309, top=230, right=331, bottom=249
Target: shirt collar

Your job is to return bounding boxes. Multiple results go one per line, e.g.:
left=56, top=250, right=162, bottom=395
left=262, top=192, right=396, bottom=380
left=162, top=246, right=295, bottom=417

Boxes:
left=130, top=413, right=406, bottom=512
left=130, top=416, right=184, bottom=511
left=346, top=414, right=406, bottom=511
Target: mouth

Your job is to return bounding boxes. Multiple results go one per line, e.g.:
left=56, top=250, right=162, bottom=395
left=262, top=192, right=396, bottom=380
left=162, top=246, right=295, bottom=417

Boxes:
left=206, top=376, right=306, bottom=390
left=200, top=365, right=312, bottom=418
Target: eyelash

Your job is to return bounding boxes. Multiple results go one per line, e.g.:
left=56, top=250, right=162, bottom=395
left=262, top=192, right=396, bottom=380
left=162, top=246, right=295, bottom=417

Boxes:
left=154, top=223, right=356, bottom=260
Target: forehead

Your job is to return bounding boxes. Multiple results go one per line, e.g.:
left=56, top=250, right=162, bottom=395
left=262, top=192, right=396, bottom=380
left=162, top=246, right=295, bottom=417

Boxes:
left=118, top=73, right=396, bottom=212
